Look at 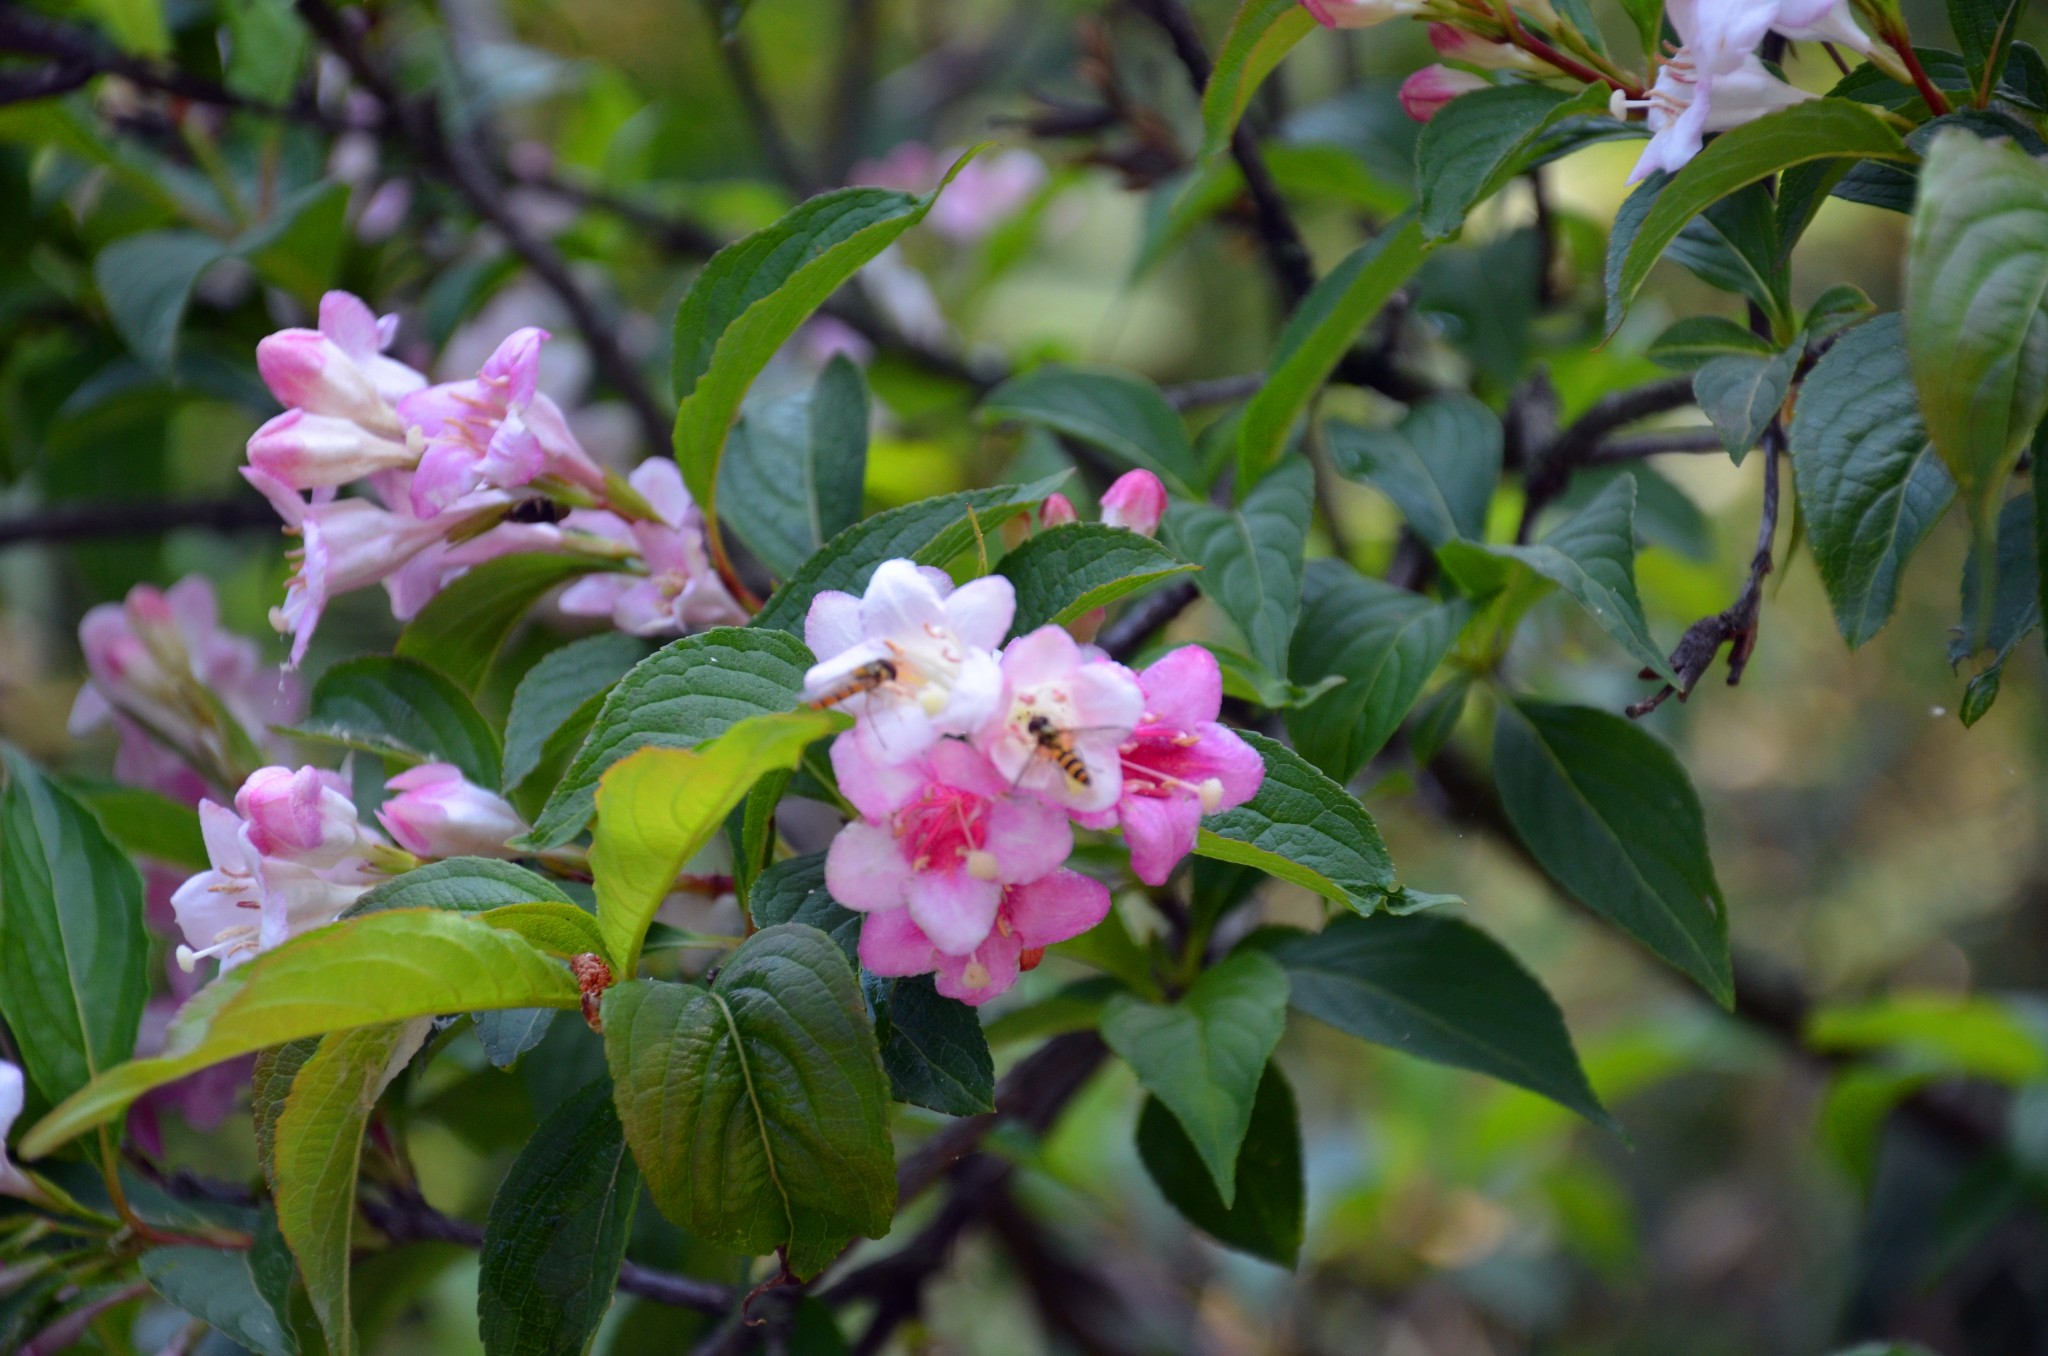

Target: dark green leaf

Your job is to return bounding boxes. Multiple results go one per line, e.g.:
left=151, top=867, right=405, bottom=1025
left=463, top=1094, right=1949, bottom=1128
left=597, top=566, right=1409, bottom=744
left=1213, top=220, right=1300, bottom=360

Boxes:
left=397, top=555, right=614, bottom=694
left=748, top=854, right=861, bottom=957
left=999, top=522, right=1197, bottom=634
left=479, top=1078, right=639, bottom=1356
left=222, top=0, right=307, bottom=102
left=295, top=655, right=501, bottom=787
left=1954, top=493, right=2039, bottom=725
left=978, top=366, right=1201, bottom=498
left=65, top=780, right=206, bottom=870
left=1693, top=343, right=1796, bottom=463
left=1163, top=457, right=1312, bottom=674
left=94, top=231, right=226, bottom=370
left=141, top=1224, right=298, bottom=1356
left=474, top=1008, right=558, bottom=1070
left=872, top=975, right=995, bottom=1116
left=1269, top=912, right=1612, bottom=1127
left=1947, top=0, right=2022, bottom=91
left=1197, top=731, right=1397, bottom=914
left=1102, top=950, right=1290, bottom=1204
left=1493, top=700, right=1730, bottom=1004
left=1136, top=1062, right=1303, bottom=1266
left=347, top=857, right=574, bottom=916
left=1646, top=316, right=1776, bottom=371
left=501, top=634, right=650, bottom=804
left=1324, top=395, right=1502, bottom=547
left=1415, top=84, right=1610, bottom=240
left=1804, top=283, right=1877, bottom=340
left=602, top=926, right=895, bottom=1278
left=1666, top=183, right=1788, bottom=327
left=722, top=355, right=871, bottom=579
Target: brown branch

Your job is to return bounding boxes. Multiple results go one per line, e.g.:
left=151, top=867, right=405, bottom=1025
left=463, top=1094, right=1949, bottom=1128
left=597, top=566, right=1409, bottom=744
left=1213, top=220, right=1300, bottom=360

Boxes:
left=703, top=0, right=812, bottom=194
left=1517, top=376, right=1697, bottom=540
left=1588, top=428, right=1726, bottom=462
left=0, top=495, right=282, bottom=549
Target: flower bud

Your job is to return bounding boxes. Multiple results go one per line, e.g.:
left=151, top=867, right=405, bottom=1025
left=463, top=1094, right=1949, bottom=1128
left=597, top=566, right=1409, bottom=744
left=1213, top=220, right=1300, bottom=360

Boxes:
left=235, top=766, right=362, bottom=868
left=1427, top=22, right=1545, bottom=70
left=0, top=1060, right=43, bottom=1202
left=257, top=329, right=397, bottom=435
left=376, top=763, right=526, bottom=859
left=1040, top=493, right=1080, bottom=528
left=1400, top=65, right=1490, bottom=122
left=248, top=409, right=416, bottom=489
left=1099, top=470, right=1167, bottom=537
left=1302, top=0, right=1424, bottom=29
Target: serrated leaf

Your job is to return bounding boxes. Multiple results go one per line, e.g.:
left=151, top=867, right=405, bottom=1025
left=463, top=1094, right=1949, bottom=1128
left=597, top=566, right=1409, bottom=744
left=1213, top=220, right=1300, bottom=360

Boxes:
left=871, top=975, right=996, bottom=1116
left=602, top=927, right=895, bottom=1278
left=748, top=853, right=861, bottom=957
left=1804, top=283, right=1876, bottom=340
left=1646, top=315, right=1776, bottom=370
left=347, top=857, right=574, bottom=916
left=1103, top=950, right=1289, bottom=1205
left=502, top=634, right=650, bottom=799
left=1789, top=313, right=1956, bottom=648
left=1200, top=0, right=1318, bottom=162
left=590, top=711, right=846, bottom=972
left=479, top=1078, right=638, bottom=1356
left=999, top=522, right=1197, bottom=633
left=0, top=747, right=148, bottom=1105
left=1493, top=700, right=1730, bottom=1004
left=1666, top=182, right=1789, bottom=326
left=20, top=910, right=579, bottom=1157
left=293, top=656, right=501, bottom=786
left=1136, top=1062, right=1302, bottom=1266
left=396, top=555, right=613, bottom=694
left=978, top=366, right=1201, bottom=498
left=1268, top=912, right=1612, bottom=1128
left=1610, top=101, right=1912, bottom=330
left=1415, top=84, right=1610, bottom=240
left=1285, top=560, right=1470, bottom=783
left=252, top=1040, right=316, bottom=1189
left=674, top=166, right=977, bottom=544
left=1439, top=476, right=1679, bottom=685
left=1693, top=344, right=1796, bottom=463
left=521, top=627, right=814, bottom=849
left=721, top=355, right=871, bottom=579
left=140, top=1222, right=298, bottom=1356
left=1163, top=458, right=1312, bottom=674
left=752, top=475, right=1070, bottom=634
left=1324, top=395, right=1502, bottom=547
left=1239, top=217, right=1428, bottom=483
left=1196, top=731, right=1396, bottom=914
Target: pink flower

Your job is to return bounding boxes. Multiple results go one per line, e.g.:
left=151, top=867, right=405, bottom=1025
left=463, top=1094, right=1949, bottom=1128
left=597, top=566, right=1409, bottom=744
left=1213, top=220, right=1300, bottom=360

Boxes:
left=1039, top=493, right=1080, bottom=528
left=1302, top=0, right=1423, bottom=28
left=803, top=559, right=1014, bottom=764
left=860, top=869, right=1111, bottom=1005
left=557, top=458, right=746, bottom=634
left=246, top=408, right=416, bottom=491
left=170, top=792, right=377, bottom=974
left=256, top=291, right=425, bottom=437
left=1098, top=470, right=1167, bottom=537
left=974, top=625, right=1143, bottom=815
left=1077, top=646, right=1263, bottom=885
left=1427, top=23, right=1543, bottom=70
left=376, top=763, right=526, bottom=858
left=1, top=1060, right=40, bottom=1200
left=825, top=736, right=1071, bottom=954
left=234, top=765, right=362, bottom=867
left=1400, top=65, right=1491, bottom=122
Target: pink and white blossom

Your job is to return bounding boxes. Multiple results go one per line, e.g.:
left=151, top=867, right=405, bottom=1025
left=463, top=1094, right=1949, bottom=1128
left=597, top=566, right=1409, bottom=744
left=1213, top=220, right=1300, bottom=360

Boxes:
left=1302, top=0, right=1423, bottom=29
left=1076, top=646, right=1263, bottom=885
left=246, top=408, right=416, bottom=491
left=1039, top=493, right=1080, bottom=528
left=0, top=1060, right=41, bottom=1200
left=235, top=765, right=363, bottom=867
left=975, top=625, right=1143, bottom=815
left=1098, top=470, right=1168, bottom=537
left=860, top=869, right=1111, bottom=1005
left=1400, top=65, right=1492, bottom=122
left=376, top=763, right=526, bottom=859
left=557, top=458, right=746, bottom=634
left=1427, top=23, right=1545, bottom=71
left=825, top=736, right=1071, bottom=955
left=256, top=291, right=425, bottom=437
left=803, top=559, right=1014, bottom=763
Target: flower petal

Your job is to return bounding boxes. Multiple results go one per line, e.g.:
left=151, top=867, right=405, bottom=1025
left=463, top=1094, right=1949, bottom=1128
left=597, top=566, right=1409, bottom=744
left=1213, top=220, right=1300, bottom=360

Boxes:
left=944, top=575, right=1016, bottom=650
left=1138, top=645, right=1222, bottom=730
left=1121, top=791, right=1203, bottom=886
left=906, top=869, right=1002, bottom=955
left=983, top=795, right=1072, bottom=884
left=858, top=907, right=937, bottom=976
left=824, top=819, right=912, bottom=912
left=1006, top=869, right=1113, bottom=949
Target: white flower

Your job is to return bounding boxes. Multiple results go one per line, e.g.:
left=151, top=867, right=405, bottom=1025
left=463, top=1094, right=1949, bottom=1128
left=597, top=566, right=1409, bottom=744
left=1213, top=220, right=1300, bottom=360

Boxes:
left=1, top=1060, right=41, bottom=1200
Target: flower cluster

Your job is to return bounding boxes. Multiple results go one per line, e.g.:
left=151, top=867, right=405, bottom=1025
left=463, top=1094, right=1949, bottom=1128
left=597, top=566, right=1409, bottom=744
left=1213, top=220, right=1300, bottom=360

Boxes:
left=803, top=525, right=1262, bottom=1005
left=244, top=291, right=740, bottom=665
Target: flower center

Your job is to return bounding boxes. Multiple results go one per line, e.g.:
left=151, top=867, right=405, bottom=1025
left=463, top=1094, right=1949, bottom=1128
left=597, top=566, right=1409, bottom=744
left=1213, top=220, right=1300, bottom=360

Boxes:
left=894, top=783, right=990, bottom=874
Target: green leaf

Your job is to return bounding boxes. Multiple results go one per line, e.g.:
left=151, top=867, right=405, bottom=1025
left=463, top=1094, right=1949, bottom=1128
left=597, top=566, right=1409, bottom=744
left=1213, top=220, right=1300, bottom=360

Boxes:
left=871, top=975, right=996, bottom=1116
left=1239, top=217, right=1429, bottom=483
left=674, top=165, right=978, bottom=543
left=1196, top=731, right=1396, bottom=914
left=1667, top=183, right=1789, bottom=327
left=1809, top=993, right=2048, bottom=1083
left=1618, top=0, right=1664, bottom=60
left=276, top=1021, right=423, bottom=1353
left=1948, top=0, right=2023, bottom=92
left=1438, top=476, right=1681, bottom=687
left=1200, top=0, right=1318, bottom=162
left=20, top=910, right=579, bottom=1157
left=0, top=748, right=147, bottom=1104
left=999, top=522, right=1197, bottom=634
left=347, top=857, right=575, bottom=915
left=501, top=634, right=650, bottom=805
left=141, top=1227, right=298, bottom=1356
left=65, top=780, right=206, bottom=871
left=78, top=0, right=170, bottom=54
left=1324, top=395, right=1503, bottom=547
left=294, top=656, right=501, bottom=786
left=521, top=627, right=814, bottom=850
left=979, top=365, right=1202, bottom=499
left=1954, top=491, right=2040, bottom=725
left=1415, top=84, right=1610, bottom=240
left=590, top=711, right=846, bottom=972
left=1268, top=913, right=1612, bottom=1127
left=479, top=1078, right=639, bottom=1356
left=1208, top=645, right=1347, bottom=710
left=1789, top=313, right=1956, bottom=648
left=481, top=902, right=609, bottom=959
left=752, top=475, right=1071, bottom=634
left=721, top=355, right=871, bottom=579
left=1804, top=283, right=1877, bottom=340
left=1610, top=101, right=1913, bottom=330
left=237, top=182, right=350, bottom=309
left=93, top=231, right=226, bottom=370
left=1905, top=129, right=2048, bottom=583
left=1693, top=343, right=1796, bottom=463
left=602, top=927, right=895, bottom=1278
left=1102, top=950, right=1290, bottom=1205
left=1645, top=315, right=1777, bottom=371
left=748, top=853, right=861, bottom=957
left=396, top=555, right=613, bottom=694
left=1493, top=700, right=1730, bottom=1004
left=1285, top=560, right=1470, bottom=783
left=1136, top=1062, right=1303, bottom=1266
left=251, top=1040, right=316, bottom=1189
left=222, top=0, right=307, bottom=102
left=1162, top=458, right=1312, bottom=674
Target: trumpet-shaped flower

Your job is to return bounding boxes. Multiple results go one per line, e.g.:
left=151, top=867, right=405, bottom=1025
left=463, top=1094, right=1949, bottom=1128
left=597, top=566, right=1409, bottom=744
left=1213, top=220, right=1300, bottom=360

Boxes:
left=860, top=869, right=1112, bottom=1005
left=170, top=790, right=376, bottom=975
left=974, top=625, right=1143, bottom=815
left=803, top=559, right=1014, bottom=763
left=246, top=408, right=417, bottom=491
left=825, top=736, right=1071, bottom=954
left=1400, top=65, right=1492, bottom=121
left=1302, top=0, right=1423, bottom=29
left=235, top=765, right=363, bottom=867
left=376, top=763, right=527, bottom=858
left=557, top=458, right=747, bottom=633
left=256, top=291, right=425, bottom=437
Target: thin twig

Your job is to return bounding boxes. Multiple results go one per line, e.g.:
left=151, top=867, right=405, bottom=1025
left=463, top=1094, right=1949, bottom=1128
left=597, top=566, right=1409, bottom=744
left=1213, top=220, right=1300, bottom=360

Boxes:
left=1588, top=428, right=1726, bottom=462
left=0, top=497, right=282, bottom=549
left=1518, top=376, right=1697, bottom=540
left=704, top=0, right=812, bottom=194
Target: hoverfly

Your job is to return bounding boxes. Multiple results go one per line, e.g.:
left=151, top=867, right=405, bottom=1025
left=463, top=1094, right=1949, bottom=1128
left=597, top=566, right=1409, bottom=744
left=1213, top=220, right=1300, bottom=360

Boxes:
left=1024, top=713, right=1093, bottom=789
left=806, top=658, right=899, bottom=711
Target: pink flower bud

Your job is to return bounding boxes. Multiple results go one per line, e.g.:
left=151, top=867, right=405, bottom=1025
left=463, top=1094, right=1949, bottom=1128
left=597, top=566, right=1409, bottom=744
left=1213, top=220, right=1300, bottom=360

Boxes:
left=1427, top=23, right=1543, bottom=70
left=376, top=763, right=526, bottom=859
left=235, top=766, right=362, bottom=868
left=1099, top=470, right=1167, bottom=537
left=247, top=409, right=416, bottom=489
left=1302, top=0, right=1424, bottom=29
left=1039, top=493, right=1080, bottom=528
left=256, top=329, right=395, bottom=434
left=1400, top=65, right=1490, bottom=122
